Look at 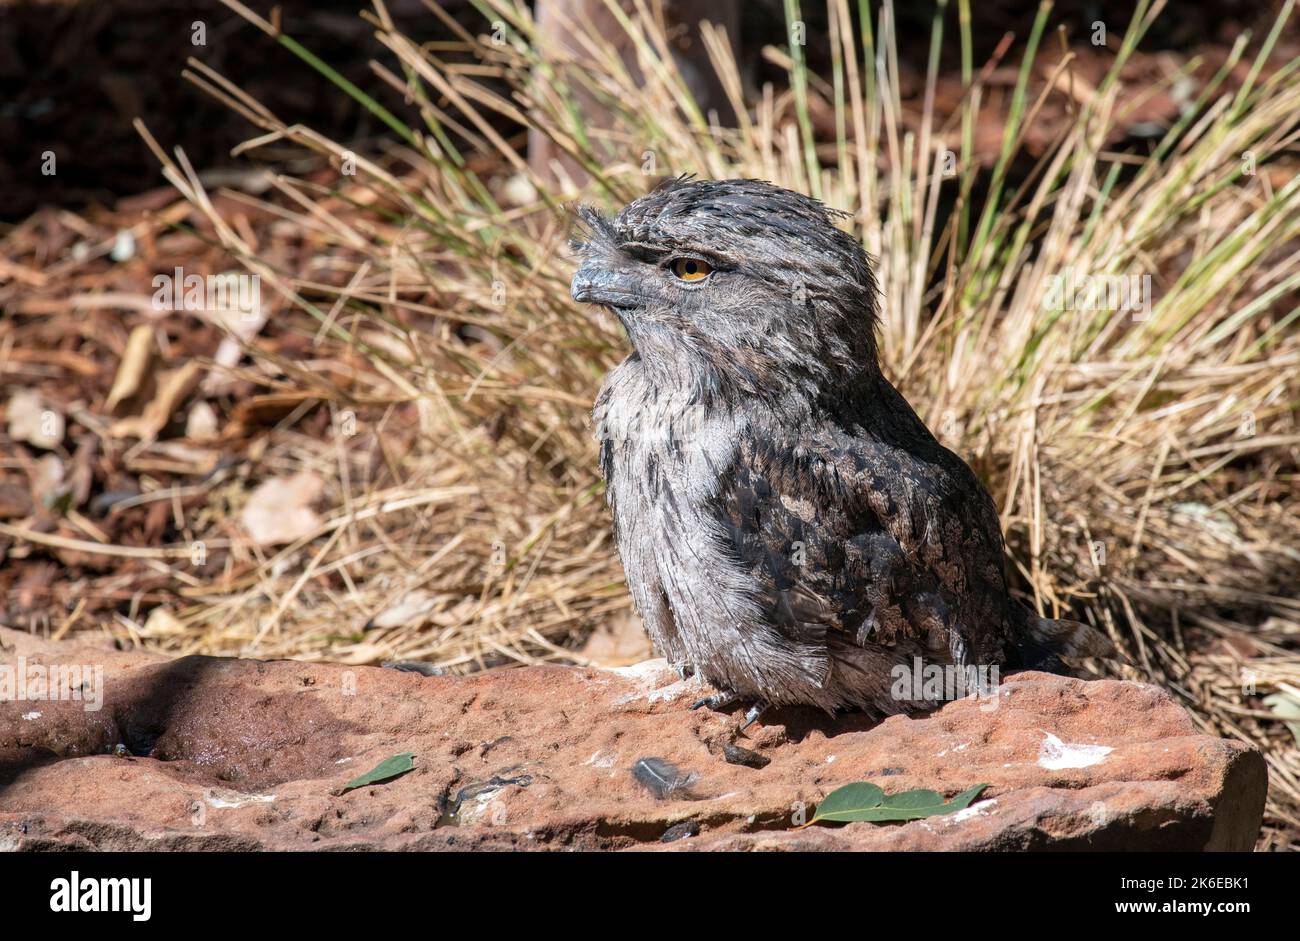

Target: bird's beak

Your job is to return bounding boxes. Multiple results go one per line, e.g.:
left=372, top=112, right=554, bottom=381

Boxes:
left=571, top=260, right=642, bottom=310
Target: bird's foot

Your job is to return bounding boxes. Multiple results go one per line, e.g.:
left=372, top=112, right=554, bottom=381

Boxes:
left=691, top=689, right=741, bottom=711
left=690, top=691, right=769, bottom=735
left=738, top=702, right=768, bottom=733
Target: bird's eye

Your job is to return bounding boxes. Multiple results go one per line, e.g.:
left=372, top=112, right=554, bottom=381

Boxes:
left=670, top=257, right=713, bottom=283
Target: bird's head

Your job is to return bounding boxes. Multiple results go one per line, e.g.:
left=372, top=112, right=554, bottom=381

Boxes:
left=572, top=177, right=880, bottom=404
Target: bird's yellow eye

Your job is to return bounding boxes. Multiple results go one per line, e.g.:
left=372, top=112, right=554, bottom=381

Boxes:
left=670, top=257, right=712, bottom=282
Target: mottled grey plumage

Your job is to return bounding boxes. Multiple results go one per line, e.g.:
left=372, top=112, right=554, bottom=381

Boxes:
left=573, top=177, right=1112, bottom=717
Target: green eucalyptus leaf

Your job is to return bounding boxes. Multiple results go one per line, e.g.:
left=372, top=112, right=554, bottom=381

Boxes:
left=812, top=783, right=988, bottom=825
left=880, top=789, right=946, bottom=809
left=1264, top=693, right=1300, bottom=747
left=938, top=784, right=990, bottom=813
left=810, top=782, right=885, bottom=823
left=341, top=752, right=416, bottom=793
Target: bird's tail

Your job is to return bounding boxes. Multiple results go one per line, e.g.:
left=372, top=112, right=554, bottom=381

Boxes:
left=1023, top=616, right=1116, bottom=659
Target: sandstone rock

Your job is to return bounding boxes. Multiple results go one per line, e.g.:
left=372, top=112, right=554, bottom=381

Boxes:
left=0, top=626, right=1265, bottom=851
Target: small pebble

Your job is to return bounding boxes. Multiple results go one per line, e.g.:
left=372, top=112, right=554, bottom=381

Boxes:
left=660, top=821, right=699, bottom=843
left=110, top=229, right=135, bottom=262
left=722, top=743, right=770, bottom=769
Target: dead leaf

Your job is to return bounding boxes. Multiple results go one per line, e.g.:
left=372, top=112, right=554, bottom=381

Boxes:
left=186, top=401, right=219, bottom=441
left=224, top=391, right=318, bottom=439
left=110, top=360, right=203, bottom=439
left=1264, top=692, right=1300, bottom=747
left=104, top=324, right=156, bottom=415
left=369, top=589, right=439, bottom=629
left=7, top=390, right=65, bottom=450
left=143, top=607, right=187, bottom=637
left=240, top=471, right=325, bottom=546
left=578, top=609, right=653, bottom=665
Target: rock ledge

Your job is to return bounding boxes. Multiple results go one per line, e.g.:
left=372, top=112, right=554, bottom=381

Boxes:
left=0, top=627, right=1266, bottom=851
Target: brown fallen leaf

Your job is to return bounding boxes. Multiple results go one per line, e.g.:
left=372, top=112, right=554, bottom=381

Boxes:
left=104, top=324, right=157, bottom=415
left=186, top=401, right=219, bottom=441
left=239, top=471, right=325, bottom=546
left=109, top=360, right=204, bottom=440
left=143, top=606, right=188, bottom=637
left=369, top=589, right=440, bottom=629
left=578, top=609, right=653, bottom=666
left=224, top=391, right=319, bottom=439
left=7, top=390, right=65, bottom=450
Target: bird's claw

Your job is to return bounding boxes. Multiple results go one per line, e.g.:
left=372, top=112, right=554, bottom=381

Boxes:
left=690, top=692, right=768, bottom=734
left=738, top=702, right=767, bottom=732
left=691, top=690, right=741, bottom=711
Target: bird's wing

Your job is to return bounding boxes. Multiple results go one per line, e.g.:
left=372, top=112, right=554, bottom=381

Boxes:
left=710, top=421, right=1013, bottom=661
